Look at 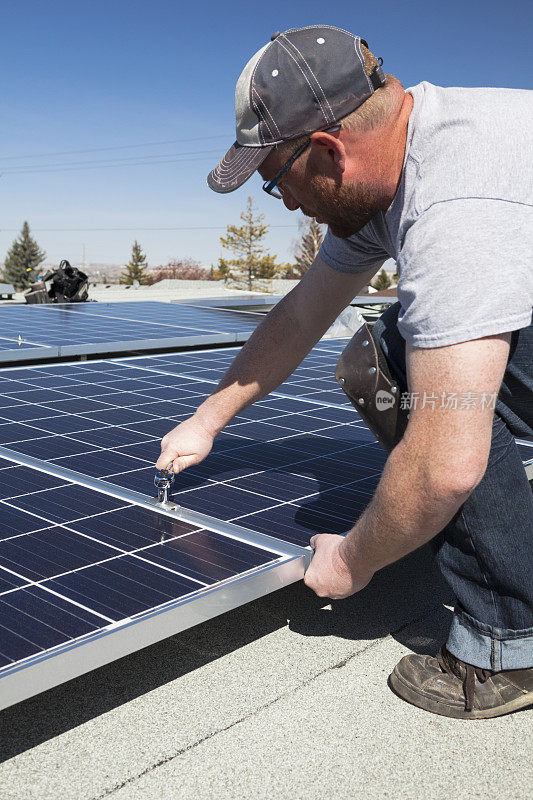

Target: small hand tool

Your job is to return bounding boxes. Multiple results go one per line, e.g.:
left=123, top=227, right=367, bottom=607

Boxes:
left=152, top=468, right=178, bottom=511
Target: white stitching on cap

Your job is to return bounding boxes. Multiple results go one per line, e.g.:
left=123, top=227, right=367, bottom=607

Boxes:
left=251, top=88, right=275, bottom=139
left=213, top=146, right=271, bottom=181
left=355, top=37, right=373, bottom=94
left=213, top=148, right=258, bottom=180
left=285, top=38, right=334, bottom=120
left=215, top=149, right=260, bottom=178
left=252, top=86, right=282, bottom=139
left=276, top=37, right=328, bottom=122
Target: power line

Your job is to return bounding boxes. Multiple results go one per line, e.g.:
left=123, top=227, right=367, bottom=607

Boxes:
left=0, top=154, right=220, bottom=175
left=2, top=149, right=222, bottom=173
left=0, top=225, right=298, bottom=232
left=0, top=135, right=229, bottom=161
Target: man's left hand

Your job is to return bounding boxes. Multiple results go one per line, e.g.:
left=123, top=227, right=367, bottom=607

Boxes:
left=304, top=533, right=374, bottom=599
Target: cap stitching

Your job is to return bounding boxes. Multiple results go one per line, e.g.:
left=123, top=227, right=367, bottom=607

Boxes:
left=283, top=38, right=335, bottom=121
left=251, top=87, right=275, bottom=140
left=276, top=37, right=329, bottom=123
left=212, top=146, right=272, bottom=181
left=252, top=86, right=282, bottom=140
left=215, top=149, right=260, bottom=178
left=213, top=150, right=257, bottom=180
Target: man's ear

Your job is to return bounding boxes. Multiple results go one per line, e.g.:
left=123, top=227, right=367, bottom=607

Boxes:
left=309, top=130, right=346, bottom=174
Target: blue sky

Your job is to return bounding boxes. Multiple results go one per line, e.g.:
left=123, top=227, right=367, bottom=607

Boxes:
left=1, top=0, right=531, bottom=269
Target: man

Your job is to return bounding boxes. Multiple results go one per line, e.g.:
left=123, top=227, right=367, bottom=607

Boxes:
left=157, top=25, right=533, bottom=718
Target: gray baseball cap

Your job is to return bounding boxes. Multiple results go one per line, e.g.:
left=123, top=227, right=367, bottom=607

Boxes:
left=207, top=25, right=385, bottom=194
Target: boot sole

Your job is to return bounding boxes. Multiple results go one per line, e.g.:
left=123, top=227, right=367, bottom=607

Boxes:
left=388, top=669, right=533, bottom=720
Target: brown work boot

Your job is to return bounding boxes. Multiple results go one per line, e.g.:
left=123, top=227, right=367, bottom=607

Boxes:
left=389, top=646, right=533, bottom=719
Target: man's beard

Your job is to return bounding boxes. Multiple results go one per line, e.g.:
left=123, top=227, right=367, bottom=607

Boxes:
left=301, top=175, right=384, bottom=239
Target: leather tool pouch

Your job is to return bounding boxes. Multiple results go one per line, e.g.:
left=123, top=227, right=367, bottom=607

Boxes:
left=335, top=322, right=408, bottom=453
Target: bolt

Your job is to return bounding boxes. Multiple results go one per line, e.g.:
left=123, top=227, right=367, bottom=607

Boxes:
left=391, top=386, right=397, bottom=394
left=339, top=376, right=345, bottom=384
left=369, top=366, right=376, bottom=374
left=362, top=339, right=369, bottom=347
left=358, top=398, right=365, bottom=405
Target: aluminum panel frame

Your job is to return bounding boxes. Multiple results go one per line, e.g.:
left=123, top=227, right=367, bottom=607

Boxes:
left=0, top=554, right=305, bottom=710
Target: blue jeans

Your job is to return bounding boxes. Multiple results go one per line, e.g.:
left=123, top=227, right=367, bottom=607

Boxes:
left=372, top=304, right=533, bottom=671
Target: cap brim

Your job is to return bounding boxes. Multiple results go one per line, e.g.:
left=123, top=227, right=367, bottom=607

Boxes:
left=207, top=141, right=274, bottom=194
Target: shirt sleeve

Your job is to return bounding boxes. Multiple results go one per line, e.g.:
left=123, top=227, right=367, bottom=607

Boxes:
left=396, top=198, right=533, bottom=348
left=319, top=220, right=391, bottom=273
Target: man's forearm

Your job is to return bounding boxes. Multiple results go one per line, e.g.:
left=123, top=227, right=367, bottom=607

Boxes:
left=341, top=438, right=476, bottom=574
left=194, top=292, right=326, bottom=436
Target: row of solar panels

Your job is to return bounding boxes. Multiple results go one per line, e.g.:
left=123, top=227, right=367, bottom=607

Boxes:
left=0, top=301, right=263, bottom=362
left=1, top=340, right=531, bottom=710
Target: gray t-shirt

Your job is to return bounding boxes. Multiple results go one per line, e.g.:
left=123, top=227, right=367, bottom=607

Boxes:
left=319, top=82, right=533, bottom=347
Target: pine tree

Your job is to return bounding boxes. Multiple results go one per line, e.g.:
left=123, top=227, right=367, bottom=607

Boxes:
left=217, top=197, right=280, bottom=290
left=371, top=268, right=392, bottom=291
left=293, top=217, right=325, bottom=277
left=2, top=221, right=46, bottom=289
left=120, top=240, right=149, bottom=285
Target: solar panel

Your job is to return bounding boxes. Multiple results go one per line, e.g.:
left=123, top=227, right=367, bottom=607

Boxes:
left=1, top=339, right=530, bottom=709
left=0, top=302, right=262, bottom=363
left=0, top=455, right=306, bottom=709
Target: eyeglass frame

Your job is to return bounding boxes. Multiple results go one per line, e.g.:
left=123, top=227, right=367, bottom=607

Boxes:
left=262, top=124, right=342, bottom=199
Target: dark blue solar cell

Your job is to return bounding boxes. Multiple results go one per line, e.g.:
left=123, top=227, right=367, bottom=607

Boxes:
left=5, top=389, right=71, bottom=404
left=8, top=484, right=127, bottom=524
left=0, top=404, right=58, bottom=422
left=225, top=471, right=326, bottom=502
left=0, top=465, right=67, bottom=500
left=0, top=568, right=29, bottom=593
left=0, top=505, right=54, bottom=539
left=26, top=415, right=110, bottom=435
left=0, top=527, right=119, bottom=581
left=12, top=435, right=99, bottom=460
left=321, top=424, right=376, bottom=443
left=71, top=426, right=155, bottom=449
left=140, top=529, right=275, bottom=583
left=67, top=506, right=198, bottom=550
left=302, top=406, right=359, bottom=424
left=94, top=392, right=163, bottom=408
left=0, top=380, right=35, bottom=393
left=79, top=407, right=158, bottom=424
left=46, top=555, right=202, bottom=620
left=41, top=397, right=113, bottom=413
left=0, top=422, right=44, bottom=444
left=52, top=450, right=142, bottom=477
left=0, top=591, right=102, bottom=655
left=174, top=484, right=275, bottom=520
left=0, top=623, right=41, bottom=663
left=45, top=383, right=116, bottom=398
left=1, top=586, right=104, bottom=644
left=235, top=502, right=352, bottom=547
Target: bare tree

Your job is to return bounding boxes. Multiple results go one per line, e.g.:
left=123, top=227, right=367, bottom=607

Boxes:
left=292, top=217, right=325, bottom=277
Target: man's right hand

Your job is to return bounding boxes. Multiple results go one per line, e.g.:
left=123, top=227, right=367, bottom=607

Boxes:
left=156, top=416, right=215, bottom=474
